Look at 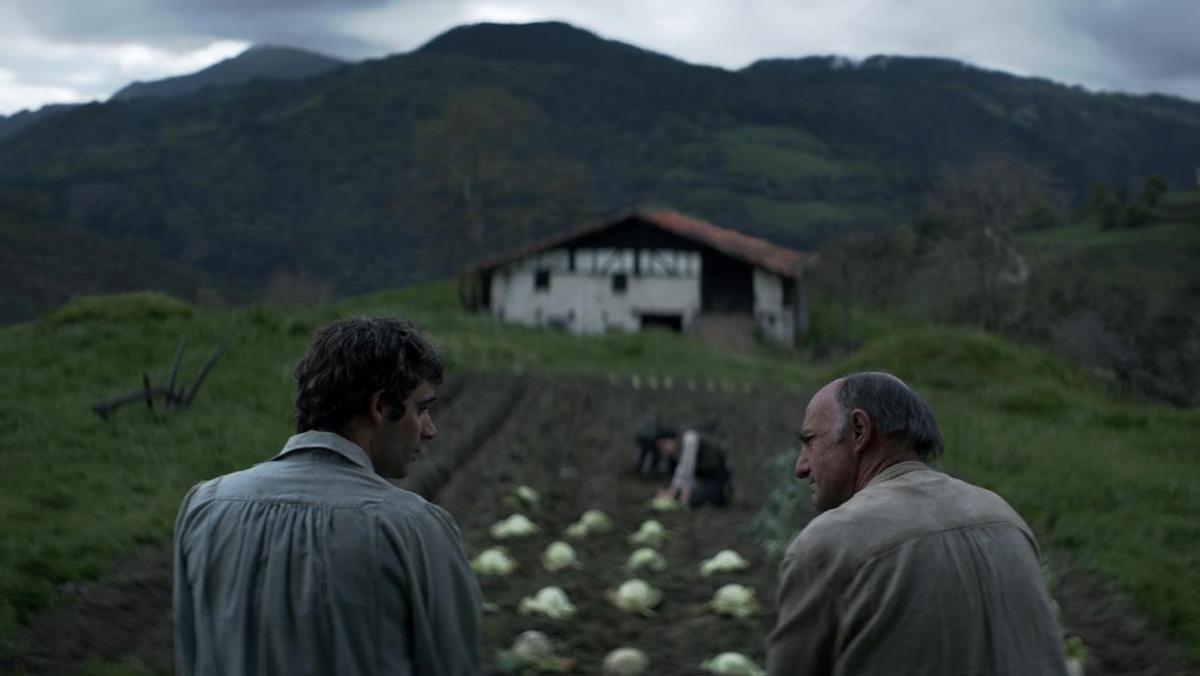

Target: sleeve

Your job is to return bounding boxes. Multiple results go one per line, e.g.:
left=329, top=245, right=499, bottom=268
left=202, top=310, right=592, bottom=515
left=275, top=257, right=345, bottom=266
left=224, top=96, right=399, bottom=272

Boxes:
left=172, top=482, right=204, bottom=676
left=379, top=504, right=484, bottom=676
left=670, top=430, right=700, bottom=492
left=765, top=530, right=844, bottom=676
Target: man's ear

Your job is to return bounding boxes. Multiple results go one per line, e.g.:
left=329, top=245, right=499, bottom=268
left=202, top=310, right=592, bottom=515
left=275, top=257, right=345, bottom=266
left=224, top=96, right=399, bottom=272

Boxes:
left=850, top=409, right=873, bottom=454
left=367, top=389, right=387, bottom=425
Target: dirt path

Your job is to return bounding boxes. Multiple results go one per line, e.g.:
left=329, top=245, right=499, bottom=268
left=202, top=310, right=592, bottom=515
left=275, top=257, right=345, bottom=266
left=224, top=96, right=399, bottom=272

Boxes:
left=2, top=373, right=1195, bottom=675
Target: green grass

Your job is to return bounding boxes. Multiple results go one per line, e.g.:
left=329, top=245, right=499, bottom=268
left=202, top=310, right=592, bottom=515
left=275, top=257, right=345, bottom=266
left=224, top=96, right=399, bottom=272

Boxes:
left=717, top=125, right=831, bottom=153
left=1020, top=219, right=1200, bottom=252
left=743, top=195, right=893, bottom=231
left=724, top=145, right=848, bottom=180
left=1017, top=214, right=1200, bottom=303
left=716, top=124, right=850, bottom=180
left=740, top=195, right=899, bottom=246
left=2, top=284, right=1198, bottom=665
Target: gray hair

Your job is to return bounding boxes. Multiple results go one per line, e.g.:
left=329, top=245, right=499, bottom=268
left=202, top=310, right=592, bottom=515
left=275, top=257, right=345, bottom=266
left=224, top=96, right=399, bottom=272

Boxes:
left=833, top=371, right=944, bottom=460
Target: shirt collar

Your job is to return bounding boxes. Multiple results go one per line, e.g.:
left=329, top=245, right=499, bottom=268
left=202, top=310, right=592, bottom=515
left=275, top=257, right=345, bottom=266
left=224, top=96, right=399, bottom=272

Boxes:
left=273, top=430, right=375, bottom=472
left=865, top=459, right=928, bottom=489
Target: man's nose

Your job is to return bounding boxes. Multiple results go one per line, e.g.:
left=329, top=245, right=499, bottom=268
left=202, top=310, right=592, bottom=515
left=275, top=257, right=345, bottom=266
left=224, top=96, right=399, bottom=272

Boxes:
left=794, top=451, right=810, bottom=479
left=423, top=415, right=437, bottom=440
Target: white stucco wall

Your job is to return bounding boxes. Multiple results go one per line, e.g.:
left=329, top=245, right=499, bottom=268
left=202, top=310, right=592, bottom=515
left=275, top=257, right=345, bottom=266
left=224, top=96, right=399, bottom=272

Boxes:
left=753, top=268, right=795, bottom=345
left=488, top=248, right=797, bottom=346
left=489, top=248, right=701, bottom=334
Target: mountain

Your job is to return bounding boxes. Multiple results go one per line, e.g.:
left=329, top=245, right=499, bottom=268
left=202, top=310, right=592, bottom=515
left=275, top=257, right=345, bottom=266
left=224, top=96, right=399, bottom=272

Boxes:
left=0, top=189, right=232, bottom=325
left=1, top=21, right=1199, bottom=308
left=0, top=103, right=80, bottom=142
left=416, top=20, right=686, bottom=68
left=110, top=45, right=346, bottom=101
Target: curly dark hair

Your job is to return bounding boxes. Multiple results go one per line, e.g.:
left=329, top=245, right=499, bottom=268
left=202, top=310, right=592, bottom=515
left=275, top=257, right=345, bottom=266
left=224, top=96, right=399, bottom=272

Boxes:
left=293, top=316, right=444, bottom=433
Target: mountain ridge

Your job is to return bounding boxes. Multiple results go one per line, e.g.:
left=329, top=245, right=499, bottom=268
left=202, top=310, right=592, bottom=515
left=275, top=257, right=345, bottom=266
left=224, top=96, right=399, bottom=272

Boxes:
left=415, top=21, right=693, bottom=69
left=1, top=20, right=1198, bottom=312
left=110, top=45, right=347, bottom=102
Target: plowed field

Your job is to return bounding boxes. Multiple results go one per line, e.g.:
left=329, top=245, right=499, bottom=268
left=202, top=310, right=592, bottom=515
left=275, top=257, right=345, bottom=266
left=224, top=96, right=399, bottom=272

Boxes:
left=3, top=373, right=1195, bottom=675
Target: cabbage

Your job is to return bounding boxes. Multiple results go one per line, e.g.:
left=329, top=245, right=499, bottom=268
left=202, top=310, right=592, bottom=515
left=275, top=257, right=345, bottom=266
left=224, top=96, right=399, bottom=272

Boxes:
left=470, top=547, right=517, bottom=576
left=625, top=547, right=667, bottom=573
left=628, top=519, right=667, bottom=548
left=495, top=630, right=574, bottom=673
left=519, top=586, right=576, bottom=620
left=514, top=485, right=540, bottom=509
left=489, top=514, right=539, bottom=540
left=710, top=584, right=759, bottom=618
left=563, top=520, right=590, bottom=540
left=564, top=509, right=613, bottom=539
left=649, top=495, right=682, bottom=512
left=608, top=578, right=662, bottom=616
left=602, top=647, right=649, bottom=676
left=700, top=652, right=764, bottom=676
left=512, top=630, right=555, bottom=664
left=580, top=509, right=614, bottom=534
left=542, top=540, right=581, bottom=572
left=699, top=550, right=750, bottom=577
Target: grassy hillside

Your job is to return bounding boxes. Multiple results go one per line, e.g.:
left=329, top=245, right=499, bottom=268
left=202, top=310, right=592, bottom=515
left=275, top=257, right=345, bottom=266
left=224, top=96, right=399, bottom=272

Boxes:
left=1020, top=191, right=1200, bottom=300
left=1009, top=191, right=1200, bottom=404
left=0, top=284, right=1197, bottom=666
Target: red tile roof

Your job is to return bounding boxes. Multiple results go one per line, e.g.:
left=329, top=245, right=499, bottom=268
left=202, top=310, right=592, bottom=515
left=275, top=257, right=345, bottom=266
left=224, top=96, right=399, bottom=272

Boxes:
left=467, top=208, right=806, bottom=278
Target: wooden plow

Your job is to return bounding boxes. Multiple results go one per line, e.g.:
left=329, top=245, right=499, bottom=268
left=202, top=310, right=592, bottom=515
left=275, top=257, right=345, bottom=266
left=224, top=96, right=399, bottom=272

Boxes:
left=92, top=335, right=228, bottom=421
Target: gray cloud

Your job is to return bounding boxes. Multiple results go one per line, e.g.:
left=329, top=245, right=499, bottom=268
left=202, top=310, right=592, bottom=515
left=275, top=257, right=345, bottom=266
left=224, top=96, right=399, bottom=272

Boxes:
left=1065, top=0, right=1200, bottom=79
left=2, top=0, right=1200, bottom=115
left=9, top=0, right=404, bottom=57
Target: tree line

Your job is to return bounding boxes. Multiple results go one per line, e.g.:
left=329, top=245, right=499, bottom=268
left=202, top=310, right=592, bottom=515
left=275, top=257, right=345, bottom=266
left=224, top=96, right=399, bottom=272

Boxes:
left=810, top=156, right=1200, bottom=405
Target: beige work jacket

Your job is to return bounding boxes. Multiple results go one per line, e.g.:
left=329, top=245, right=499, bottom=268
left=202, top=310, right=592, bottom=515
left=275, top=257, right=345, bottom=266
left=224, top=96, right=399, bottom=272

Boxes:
left=767, top=461, right=1067, bottom=676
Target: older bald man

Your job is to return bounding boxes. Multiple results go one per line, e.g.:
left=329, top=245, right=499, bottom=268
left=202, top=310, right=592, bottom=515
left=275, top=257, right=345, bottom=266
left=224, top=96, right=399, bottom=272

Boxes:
left=766, top=371, right=1066, bottom=675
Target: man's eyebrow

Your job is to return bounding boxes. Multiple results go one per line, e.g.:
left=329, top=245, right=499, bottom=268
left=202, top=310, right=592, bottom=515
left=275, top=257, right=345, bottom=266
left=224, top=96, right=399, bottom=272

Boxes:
left=416, top=395, right=438, bottom=406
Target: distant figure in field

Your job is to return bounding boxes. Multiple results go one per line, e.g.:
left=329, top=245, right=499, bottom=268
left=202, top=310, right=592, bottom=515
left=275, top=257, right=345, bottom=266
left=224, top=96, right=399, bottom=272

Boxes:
left=633, top=418, right=677, bottom=477
left=766, top=371, right=1066, bottom=675
left=173, top=316, right=483, bottom=675
left=653, top=424, right=733, bottom=507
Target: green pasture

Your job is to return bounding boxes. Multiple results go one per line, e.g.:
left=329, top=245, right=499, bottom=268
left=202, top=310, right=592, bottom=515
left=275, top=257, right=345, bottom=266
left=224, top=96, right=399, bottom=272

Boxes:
left=1017, top=212, right=1200, bottom=311
left=1, top=283, right=1198, bottom=667
left=716, top=125, right=847, bottom=181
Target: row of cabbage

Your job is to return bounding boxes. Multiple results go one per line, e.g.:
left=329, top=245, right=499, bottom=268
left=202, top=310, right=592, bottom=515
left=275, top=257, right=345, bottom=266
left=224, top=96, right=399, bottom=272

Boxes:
left=472, top=486, right=766, bottom=676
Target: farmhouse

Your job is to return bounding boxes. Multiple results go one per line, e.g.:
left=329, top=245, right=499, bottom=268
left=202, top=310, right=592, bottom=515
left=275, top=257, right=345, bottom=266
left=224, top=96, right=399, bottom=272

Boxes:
left=465, top=209, right=809, bottom=346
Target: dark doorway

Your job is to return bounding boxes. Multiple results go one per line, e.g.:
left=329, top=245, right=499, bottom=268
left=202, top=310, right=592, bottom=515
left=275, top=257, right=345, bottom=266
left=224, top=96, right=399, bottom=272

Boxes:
left=640, top=313, right=683, bottom=333
left=701, top=252, right=753, bottom=312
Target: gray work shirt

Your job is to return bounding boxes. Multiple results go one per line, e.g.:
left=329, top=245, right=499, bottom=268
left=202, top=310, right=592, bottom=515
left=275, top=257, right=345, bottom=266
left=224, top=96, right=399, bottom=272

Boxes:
left=173, top=431, right=483, bottom=675
left=767, top=461, right=1067, bottom=676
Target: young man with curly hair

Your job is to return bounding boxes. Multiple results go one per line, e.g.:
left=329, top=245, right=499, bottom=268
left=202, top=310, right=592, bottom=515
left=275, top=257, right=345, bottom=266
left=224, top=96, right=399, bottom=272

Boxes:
left=173, top=316, right=482, bottom=675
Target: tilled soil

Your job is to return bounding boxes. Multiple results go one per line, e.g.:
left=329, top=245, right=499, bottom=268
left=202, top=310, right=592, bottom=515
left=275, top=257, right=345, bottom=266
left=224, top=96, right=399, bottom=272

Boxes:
left=437, top=374, right=798, bottom=676
left=2, top=372, right=1195, bottom=675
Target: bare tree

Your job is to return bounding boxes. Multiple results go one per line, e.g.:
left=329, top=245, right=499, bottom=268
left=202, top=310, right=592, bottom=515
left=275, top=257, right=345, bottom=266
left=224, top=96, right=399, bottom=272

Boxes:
left=923, top=155, right=1054, bottom=329
left=409, top=87, right=592, bottom=304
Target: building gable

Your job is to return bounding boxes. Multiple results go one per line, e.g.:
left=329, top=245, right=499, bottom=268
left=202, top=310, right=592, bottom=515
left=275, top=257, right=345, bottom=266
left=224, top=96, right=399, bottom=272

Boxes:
left=467, top=209, right=808, bottom=346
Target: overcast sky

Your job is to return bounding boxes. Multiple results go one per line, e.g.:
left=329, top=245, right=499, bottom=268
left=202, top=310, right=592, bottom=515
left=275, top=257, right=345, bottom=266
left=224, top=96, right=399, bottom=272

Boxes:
left=2, top=0, right=1199, bottom=116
